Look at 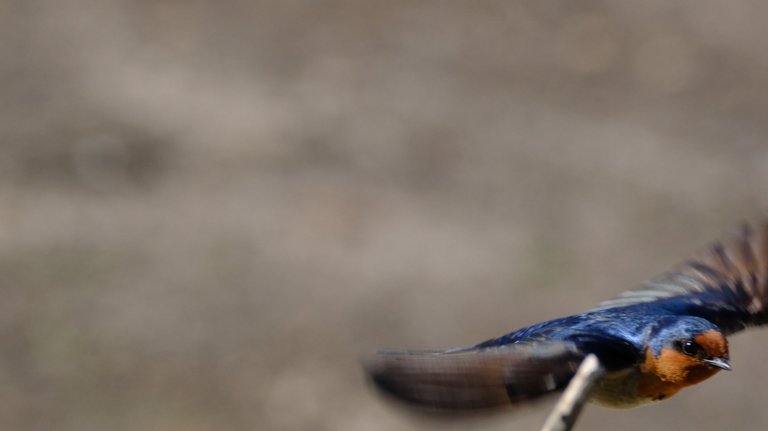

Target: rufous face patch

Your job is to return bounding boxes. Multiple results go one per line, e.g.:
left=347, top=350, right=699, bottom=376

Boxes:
left=694, top=329, right=729, bottom=360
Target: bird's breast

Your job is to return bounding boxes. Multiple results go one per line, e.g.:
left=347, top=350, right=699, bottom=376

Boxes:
left=590, top=367, right=683, bottom=408
left=590, top=345, right=722, bottom=408
left=589, top=368, right=661, bottom=408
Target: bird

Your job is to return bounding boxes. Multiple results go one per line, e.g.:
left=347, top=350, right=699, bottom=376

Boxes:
left=362, top=218, right=768, bottom=412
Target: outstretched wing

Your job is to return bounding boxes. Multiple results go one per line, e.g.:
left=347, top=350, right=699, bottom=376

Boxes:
left=361, top=342, right=585, bottom=413
left=596, top=218, right=768, bottom=335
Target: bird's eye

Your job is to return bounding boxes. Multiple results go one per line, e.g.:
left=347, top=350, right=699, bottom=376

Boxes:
left=680, top=340, right=699, bottom=356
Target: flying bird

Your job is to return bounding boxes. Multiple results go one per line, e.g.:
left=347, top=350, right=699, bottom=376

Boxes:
left=362, top=219, right=768, bottom=412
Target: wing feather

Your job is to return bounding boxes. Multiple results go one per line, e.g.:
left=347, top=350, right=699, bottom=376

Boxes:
left=595, top=218, right=768, bottom=334
left=361, top=342, right=584, bottom=413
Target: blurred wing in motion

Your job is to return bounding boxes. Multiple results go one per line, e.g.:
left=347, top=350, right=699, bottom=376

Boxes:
left=361, top=342, right=585, bottom=413
left=596, top=218, right=768, bottom=335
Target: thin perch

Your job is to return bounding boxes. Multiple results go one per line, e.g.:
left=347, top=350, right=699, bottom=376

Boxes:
left=540, top=354, right=605, bottom=431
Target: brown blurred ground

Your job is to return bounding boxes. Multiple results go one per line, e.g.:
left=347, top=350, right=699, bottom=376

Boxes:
left=2, top=1, right=768, bottom=430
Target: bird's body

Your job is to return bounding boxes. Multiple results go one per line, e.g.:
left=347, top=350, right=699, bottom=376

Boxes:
left=363, top=219, right=768, bottom=412
left=472, top=309, right=728, bottom=407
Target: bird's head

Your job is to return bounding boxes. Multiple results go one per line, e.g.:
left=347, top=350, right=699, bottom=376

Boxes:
left=644, top=316, right=730, bottom=387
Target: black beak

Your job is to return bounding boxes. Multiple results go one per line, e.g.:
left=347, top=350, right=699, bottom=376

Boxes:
left=703, top=358, right=732, bottom=371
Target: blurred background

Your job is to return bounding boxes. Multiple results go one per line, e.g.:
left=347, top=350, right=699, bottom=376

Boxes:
left=2, top=1, right=768, bottom=430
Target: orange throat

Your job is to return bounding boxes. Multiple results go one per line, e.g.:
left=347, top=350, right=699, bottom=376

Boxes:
left=637, top=346, right=722, bottom=402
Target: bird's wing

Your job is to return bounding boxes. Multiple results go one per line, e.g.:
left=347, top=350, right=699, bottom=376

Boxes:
left=595, top=218, right=768, bottom=335
left=361, top=342, right=585, bottom=413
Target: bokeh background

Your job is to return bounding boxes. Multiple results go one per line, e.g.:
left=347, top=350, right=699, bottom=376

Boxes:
left=3, top=1, right=768, bottom=430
